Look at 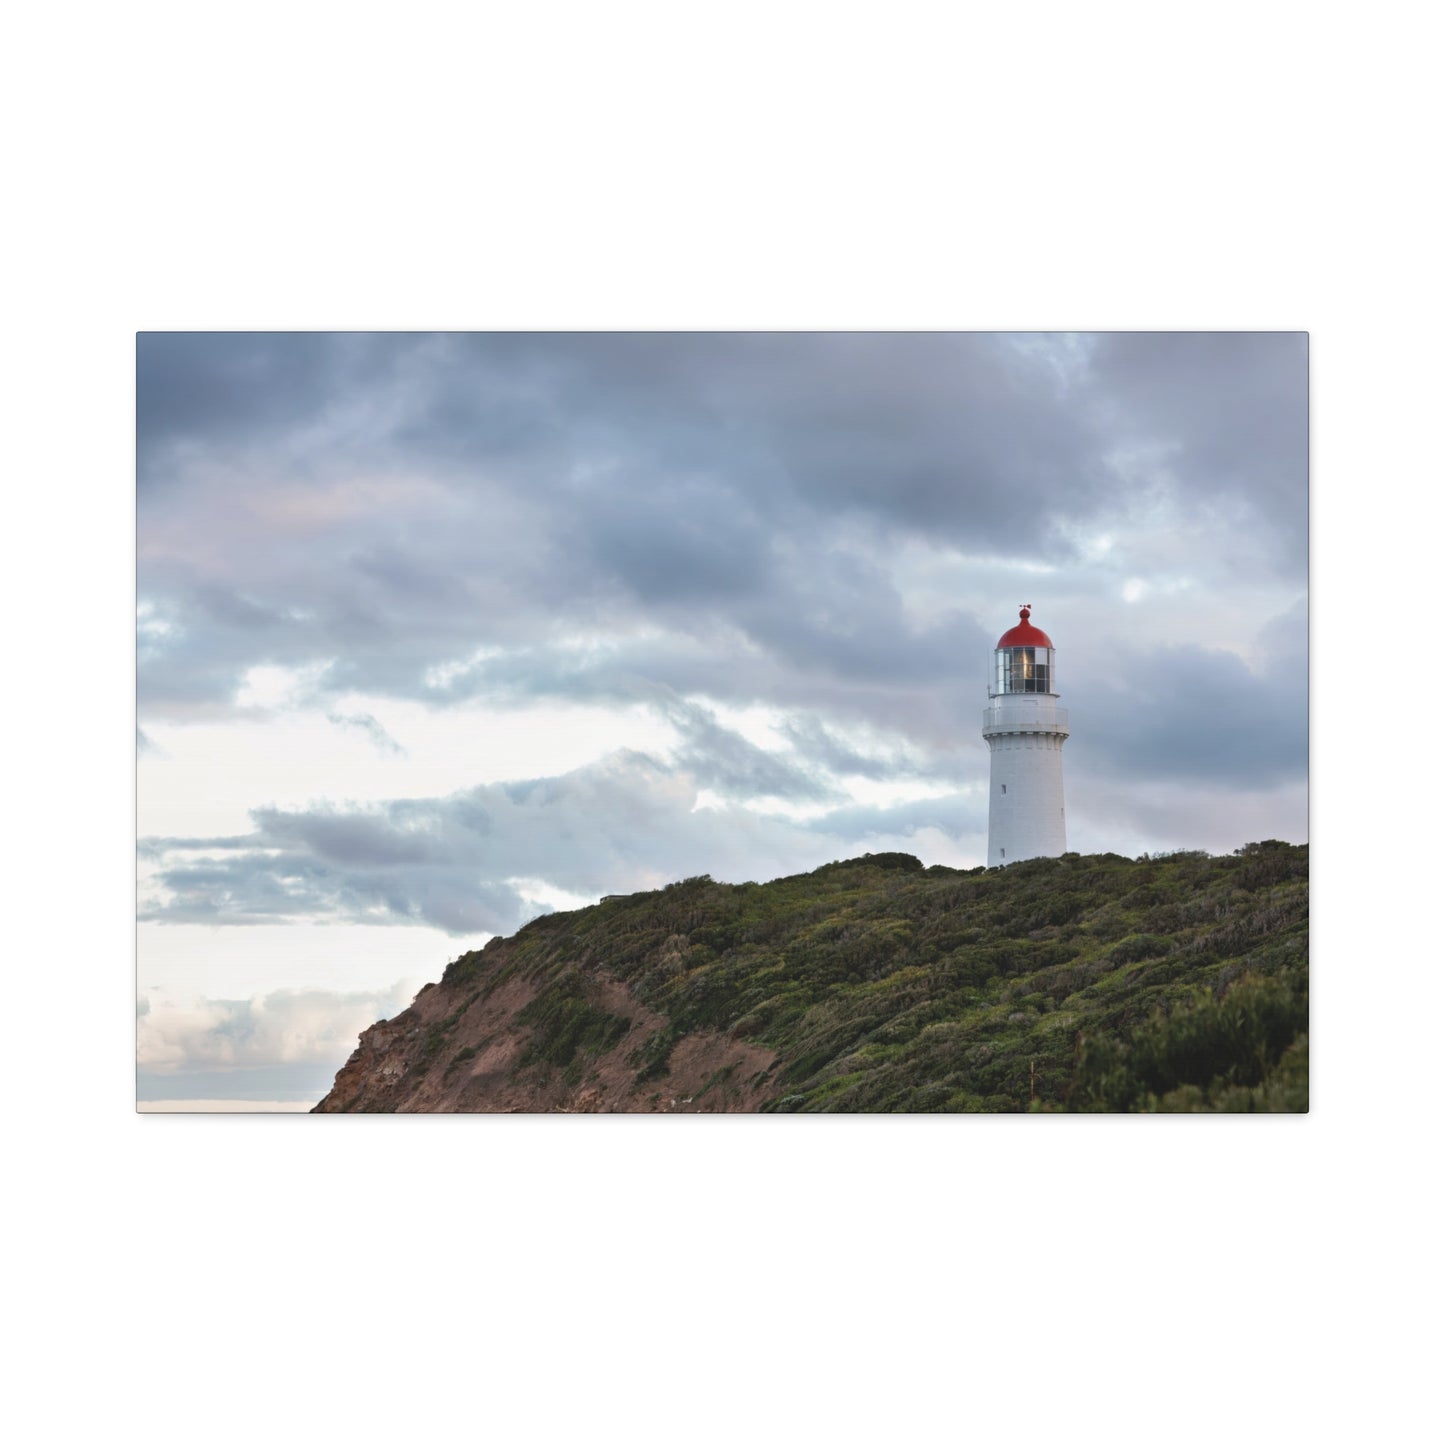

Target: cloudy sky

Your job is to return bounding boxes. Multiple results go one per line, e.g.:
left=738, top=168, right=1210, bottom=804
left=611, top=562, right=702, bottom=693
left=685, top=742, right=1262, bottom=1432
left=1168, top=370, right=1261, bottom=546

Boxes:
left=136, top=331, right=1307, bottom=1106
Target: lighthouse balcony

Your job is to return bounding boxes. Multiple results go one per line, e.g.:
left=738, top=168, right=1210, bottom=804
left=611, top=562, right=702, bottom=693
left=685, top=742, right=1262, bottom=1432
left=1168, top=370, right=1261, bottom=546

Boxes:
left=982, top=701, right=1069, bottom=737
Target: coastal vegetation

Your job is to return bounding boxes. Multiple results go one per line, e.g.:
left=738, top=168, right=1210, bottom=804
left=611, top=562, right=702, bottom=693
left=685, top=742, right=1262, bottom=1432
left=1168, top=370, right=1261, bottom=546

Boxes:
left=426, top=841, right=1307, bottom=1112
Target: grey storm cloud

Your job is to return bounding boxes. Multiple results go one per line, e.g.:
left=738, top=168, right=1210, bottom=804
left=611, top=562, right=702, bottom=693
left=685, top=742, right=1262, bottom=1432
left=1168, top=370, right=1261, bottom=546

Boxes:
left=137, top=331, right=1307, bottom=816
left=1086, top=332, right=1308, bottom=571
left=1067, top=598, right=1308, bottom=788
left=777, top=716, right=934, bottom=783
left=139, top=743, right=987, bottom=936
left=661, top=698, right=840, bottom=803
left=139, top=333, right=1108, bottom=557
left=1072, top=645, right=1306, bottom=786
left=138, top=332, right=1304, bottom=541
left=804, top=792, right=986, bottom=842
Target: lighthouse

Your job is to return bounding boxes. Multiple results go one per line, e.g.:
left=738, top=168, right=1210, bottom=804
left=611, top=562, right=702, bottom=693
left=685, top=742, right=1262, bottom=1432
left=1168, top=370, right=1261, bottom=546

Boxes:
left=983, top=606, right=1069, bottom=864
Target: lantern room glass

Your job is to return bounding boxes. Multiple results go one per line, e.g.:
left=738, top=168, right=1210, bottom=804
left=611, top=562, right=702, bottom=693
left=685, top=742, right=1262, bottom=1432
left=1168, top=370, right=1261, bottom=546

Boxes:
left=992, top=646, right=1055, bottom=695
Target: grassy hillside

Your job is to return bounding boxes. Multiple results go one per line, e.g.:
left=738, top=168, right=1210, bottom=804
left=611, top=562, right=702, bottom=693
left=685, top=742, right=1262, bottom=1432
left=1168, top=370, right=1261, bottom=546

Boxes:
left=408, top=841, right=1307, bottom=1113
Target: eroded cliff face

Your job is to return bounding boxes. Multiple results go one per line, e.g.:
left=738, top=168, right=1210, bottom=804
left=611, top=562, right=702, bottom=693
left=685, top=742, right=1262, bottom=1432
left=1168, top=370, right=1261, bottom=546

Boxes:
left=314, top=954, right=779, bottom=1114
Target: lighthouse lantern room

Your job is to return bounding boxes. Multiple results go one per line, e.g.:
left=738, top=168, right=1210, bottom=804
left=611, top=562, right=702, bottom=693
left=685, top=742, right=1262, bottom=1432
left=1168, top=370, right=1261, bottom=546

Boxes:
left=983, top=606, right=1069, bottom=864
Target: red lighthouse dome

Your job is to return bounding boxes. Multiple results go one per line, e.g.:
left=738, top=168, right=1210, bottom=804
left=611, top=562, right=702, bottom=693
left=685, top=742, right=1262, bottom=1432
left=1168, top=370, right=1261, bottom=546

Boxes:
left=996, top=605, right=1054, bottom=649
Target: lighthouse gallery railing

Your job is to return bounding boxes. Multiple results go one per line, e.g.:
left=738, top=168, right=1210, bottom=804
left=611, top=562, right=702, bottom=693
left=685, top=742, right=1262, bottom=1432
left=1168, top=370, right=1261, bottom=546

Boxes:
left=981, top=705, right=1069, bottom=734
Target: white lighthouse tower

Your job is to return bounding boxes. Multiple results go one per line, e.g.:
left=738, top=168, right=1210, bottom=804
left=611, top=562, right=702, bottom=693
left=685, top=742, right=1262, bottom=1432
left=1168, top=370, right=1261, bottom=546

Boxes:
left=983, top=606, right=1069, bottom=865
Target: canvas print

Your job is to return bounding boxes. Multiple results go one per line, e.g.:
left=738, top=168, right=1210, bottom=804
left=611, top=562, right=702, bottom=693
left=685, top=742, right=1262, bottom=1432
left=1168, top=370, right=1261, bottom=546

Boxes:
left=136, top=332, right=1308, bottom=1113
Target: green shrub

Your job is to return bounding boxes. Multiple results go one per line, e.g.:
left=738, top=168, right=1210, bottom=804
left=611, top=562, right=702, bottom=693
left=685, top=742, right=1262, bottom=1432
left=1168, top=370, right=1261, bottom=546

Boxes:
left=1068, top=966, right=1307, bottom=1112
left=516, top=971, right=631, bottom=1075
left=438, top=843, right=1307, bottom=1115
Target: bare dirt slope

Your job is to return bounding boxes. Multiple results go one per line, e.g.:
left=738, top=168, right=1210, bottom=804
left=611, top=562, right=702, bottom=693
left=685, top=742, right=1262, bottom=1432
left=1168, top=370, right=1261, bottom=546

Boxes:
left=315, top=964, right=779, bottom=1114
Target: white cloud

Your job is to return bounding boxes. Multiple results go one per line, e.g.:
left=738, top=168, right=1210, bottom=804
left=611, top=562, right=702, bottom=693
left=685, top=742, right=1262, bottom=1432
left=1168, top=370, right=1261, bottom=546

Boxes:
left=234, top=661, right=334, bottom=712
left=137, top=981, right=418, bottom=1073
left=137, top=921, right=477, bottom=1001
left=137, top=694, right=678, bottom=840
